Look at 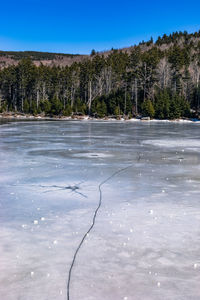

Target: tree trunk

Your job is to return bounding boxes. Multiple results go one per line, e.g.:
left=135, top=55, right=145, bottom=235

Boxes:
left=143, top=63, right=147, bottom=101
left=88, top=80, right=92, bottom=114
left=37, top=88, right=40, bottom=109
left=71, top=86, right=74, bottom=108
left=124, top=84, right=127, bottom=115
left=135, top=78, right=138, bottom=115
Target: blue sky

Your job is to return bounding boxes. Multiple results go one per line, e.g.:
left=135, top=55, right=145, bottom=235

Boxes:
left=0, top=0, right=200, bottom=54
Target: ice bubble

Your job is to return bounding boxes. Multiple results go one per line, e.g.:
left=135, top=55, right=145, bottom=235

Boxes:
left=123, top=242, right=127, bottom=247
left=130, top=228, right=133, bottom=233
left=21, top=224, right=27, bottom=228
left=123, top=297, right=128, bottom=300
left=30, top=271, right=34, bottom=277
left=162, top=190, right=165, bottom=193
left=60, top=290, right=63, bottom=295
left=37, top=207, right=40, bottom=211
left=110, top=221, right=113, bottom=224
left=33, top=220, right=38, bottom=225
left=41, top=217, right=45, bottom=221
left=53, top=240, right=58, bottom=245
left=149, top=210, right=154, bottom=215
left=157, top=282, right=161, bottom=287
left=194, top=263, right=198, bottom=269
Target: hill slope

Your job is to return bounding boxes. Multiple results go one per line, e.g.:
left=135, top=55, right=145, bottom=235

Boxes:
left=1, top=30, right=200, bottom=119
left=0, top=50, right=87, bottom=68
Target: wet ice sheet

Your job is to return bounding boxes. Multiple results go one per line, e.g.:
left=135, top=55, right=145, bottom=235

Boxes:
left=0, top=120, right=200, bottom=300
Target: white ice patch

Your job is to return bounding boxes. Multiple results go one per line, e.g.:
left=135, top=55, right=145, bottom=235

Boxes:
left=143, top=139, right=200, bottom=150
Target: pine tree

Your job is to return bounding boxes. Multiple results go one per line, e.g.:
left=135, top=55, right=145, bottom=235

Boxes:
left=141, top=100, right=155, bottom=118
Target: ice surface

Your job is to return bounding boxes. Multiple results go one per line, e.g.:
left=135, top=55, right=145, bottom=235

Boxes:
left=0, top=120, right=200, bottom=300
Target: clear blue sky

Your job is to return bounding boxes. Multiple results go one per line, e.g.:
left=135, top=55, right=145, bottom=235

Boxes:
left=0, top=0, right=200, bottom=54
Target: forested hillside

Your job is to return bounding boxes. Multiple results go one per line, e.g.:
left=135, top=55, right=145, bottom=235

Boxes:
left=0, top=50, right=86, bottom=69
left=1, top=30, right=200, bottom=119
left=0, top=50, right=81, bottom=61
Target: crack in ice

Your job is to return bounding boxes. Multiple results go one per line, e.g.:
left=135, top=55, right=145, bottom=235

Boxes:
left=66, top=164, right=134, bottom=300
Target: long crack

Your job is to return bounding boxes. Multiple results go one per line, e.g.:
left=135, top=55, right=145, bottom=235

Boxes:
left=66, top=163, right=133, bottom=300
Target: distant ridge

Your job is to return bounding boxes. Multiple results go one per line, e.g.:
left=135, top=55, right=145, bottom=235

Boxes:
left=1, top=30, right=200, bottom=68
left=0, top=50, right=87, bottom=68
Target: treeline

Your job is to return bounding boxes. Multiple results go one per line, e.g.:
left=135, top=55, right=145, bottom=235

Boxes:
left=0, top=50, right=80, bottom=61
left=0, top=30, right=200, bottom=119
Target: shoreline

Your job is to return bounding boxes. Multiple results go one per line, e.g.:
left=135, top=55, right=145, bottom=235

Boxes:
left=0, top=112, right=199, bottom=123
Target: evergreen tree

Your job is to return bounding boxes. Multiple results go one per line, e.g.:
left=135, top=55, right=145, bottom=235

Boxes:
left=50, top=95, right=63, bottom=115
left=96, top=100, right=107, bottom=118
left=141, top=100, right=155, bottom=118
left=23, top=99, right=30, bottom=113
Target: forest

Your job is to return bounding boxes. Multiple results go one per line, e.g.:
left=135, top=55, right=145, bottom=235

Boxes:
left=0, top=30, right=200, bottom=119
left=0, top=50, right=80, bottom=60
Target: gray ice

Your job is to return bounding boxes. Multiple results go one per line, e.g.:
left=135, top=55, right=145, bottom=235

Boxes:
left=0, top=120, right=200, bottom=300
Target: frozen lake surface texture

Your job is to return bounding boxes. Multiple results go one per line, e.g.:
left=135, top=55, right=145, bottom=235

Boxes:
left=0, top=120, right=200, bottom=300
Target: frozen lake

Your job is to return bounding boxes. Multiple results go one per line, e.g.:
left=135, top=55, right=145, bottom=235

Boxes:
left=0, top=120, right=200, bottom=300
